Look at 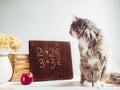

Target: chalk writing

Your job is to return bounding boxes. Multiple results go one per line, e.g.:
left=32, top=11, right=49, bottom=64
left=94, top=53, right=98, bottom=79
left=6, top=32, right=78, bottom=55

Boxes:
left=36, top=42, right=61, bottom=69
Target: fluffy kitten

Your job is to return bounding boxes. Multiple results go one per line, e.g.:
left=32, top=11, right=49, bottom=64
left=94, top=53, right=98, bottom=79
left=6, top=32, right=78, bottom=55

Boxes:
left=70, top=16, right=120, bottom=87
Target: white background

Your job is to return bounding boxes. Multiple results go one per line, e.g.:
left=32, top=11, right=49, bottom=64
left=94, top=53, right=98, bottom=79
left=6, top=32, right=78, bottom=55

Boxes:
left=0, top=0, right=120, bottom=76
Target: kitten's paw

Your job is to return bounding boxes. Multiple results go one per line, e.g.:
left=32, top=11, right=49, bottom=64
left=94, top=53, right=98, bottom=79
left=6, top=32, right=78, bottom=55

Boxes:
left=83, top=80, right=92, bottom=87
left=83, top=80, right=104, bottom=87
left=94, top=81, right=104, bottom=87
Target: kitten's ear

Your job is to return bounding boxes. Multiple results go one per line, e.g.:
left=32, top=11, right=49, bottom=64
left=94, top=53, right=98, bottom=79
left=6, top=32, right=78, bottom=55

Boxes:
left=72, top=15, right=79, bottom=21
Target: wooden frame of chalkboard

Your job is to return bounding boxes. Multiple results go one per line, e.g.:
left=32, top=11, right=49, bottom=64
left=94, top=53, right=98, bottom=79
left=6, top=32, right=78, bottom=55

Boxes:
left=29, top=40, right=73, bottom=81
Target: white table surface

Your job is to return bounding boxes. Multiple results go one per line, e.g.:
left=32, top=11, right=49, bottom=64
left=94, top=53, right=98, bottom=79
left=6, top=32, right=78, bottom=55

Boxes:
left=0, top=76, right=119, bottom=90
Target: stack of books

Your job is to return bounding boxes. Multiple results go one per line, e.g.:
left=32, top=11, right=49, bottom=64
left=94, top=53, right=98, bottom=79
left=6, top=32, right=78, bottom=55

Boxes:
left=8, top=54, right=30, bottom=81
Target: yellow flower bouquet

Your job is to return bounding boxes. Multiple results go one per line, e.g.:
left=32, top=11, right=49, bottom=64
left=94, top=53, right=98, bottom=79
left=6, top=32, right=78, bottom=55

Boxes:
left=0, top=33, right=21, bottom=52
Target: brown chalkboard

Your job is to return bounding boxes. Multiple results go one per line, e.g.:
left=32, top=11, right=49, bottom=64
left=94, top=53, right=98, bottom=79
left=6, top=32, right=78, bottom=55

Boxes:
left=29, top=40, right=73, bottom=81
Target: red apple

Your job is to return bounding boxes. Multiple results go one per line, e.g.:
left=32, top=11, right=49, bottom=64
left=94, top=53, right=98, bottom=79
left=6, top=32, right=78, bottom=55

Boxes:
left=20, top=72, right=34, bottom=85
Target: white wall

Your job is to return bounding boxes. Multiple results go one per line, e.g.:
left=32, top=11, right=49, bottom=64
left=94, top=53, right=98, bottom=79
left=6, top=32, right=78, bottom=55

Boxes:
left=0, top=0, right=120, bottom=75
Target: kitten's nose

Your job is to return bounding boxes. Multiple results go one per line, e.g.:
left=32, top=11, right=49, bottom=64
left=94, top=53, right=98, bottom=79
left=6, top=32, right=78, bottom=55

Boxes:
left=69, top=30, right=72, bottom=35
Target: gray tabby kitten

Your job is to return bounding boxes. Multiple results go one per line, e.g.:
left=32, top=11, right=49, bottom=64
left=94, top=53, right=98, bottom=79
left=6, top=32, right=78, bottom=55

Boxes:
left=70, top=16, right=120, bottom=87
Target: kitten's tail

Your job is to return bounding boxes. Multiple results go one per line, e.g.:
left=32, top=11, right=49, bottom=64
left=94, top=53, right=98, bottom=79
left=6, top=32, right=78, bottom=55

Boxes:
left=106, top=73, right=120, bottom=85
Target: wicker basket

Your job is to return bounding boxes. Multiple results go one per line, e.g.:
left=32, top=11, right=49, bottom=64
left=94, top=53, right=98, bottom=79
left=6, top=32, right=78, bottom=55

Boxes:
left=8, top=54, right=30, bottom=82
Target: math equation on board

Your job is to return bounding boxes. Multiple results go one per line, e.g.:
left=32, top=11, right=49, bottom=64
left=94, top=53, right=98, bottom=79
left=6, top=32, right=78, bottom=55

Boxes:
left=36, top=42, right=61, bottom=69
left=29, top=40, right=73, bottom=81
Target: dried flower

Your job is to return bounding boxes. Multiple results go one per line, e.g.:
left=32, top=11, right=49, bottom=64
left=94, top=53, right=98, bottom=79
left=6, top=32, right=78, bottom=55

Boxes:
left=0, top=33, right=21, bottom=52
